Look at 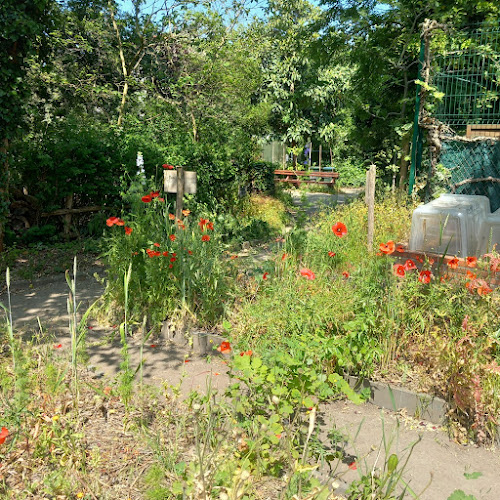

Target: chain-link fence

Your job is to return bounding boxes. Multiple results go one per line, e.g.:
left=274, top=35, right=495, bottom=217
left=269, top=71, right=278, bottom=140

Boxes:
left=415, top=22, right=500, bottom=206
left=440, top=139, right=500, bottom=211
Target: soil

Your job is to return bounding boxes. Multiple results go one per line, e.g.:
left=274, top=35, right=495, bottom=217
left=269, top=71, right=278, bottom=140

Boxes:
left=1, top=190, right=499, bottom=499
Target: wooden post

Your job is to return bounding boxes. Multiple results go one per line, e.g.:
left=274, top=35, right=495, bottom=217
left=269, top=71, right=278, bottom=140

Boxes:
left=176, top=166, right=184, bottom=220
left=63, top=193, right=74, bottom=238
left=318, top=144, right=322, bottom=171
left=366, top=165, right=376, bottom=252
left=308, top=141, right=312, bottom=168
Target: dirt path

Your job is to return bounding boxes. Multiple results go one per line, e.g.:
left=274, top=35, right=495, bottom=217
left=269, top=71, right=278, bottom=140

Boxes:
left=1, top=190, right=499, bottom=499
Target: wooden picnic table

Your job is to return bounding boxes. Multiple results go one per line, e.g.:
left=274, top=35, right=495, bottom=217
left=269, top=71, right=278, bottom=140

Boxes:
left=274, top=169, right=339, bottom=188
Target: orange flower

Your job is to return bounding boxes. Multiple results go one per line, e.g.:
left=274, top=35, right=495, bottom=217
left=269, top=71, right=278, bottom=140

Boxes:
left=348, top=462, right=357, bottom=471
left=0, top=427, right=8, bottom=445
left=419, top=270, right=431, bottom=284
left=124, top=226, right=133, bottom=235
left=240, top=350, right=253, bottom=356
left=281, top=253, right=288, bottom=261
left=199, top=218, right=208, bottom=230
left=447, top=257, right=459, bottom=269
left=403, top=259, right=416, bottom=271
left=162, top=251, right=169, bottom=257
left=230, top=255, right=238, bottom=260
left=169, top=234, right=176, bottom=242
left=416, top=256, right=424, bottom=263
left=178, top=223, right=186, bottom=230
left=182, top=209, right=191, bottom=216
left=54, top=343, right=62, bottom=349
left=169, top=213, right=176, bottom=220
left=217, top=341, right=231, bottom=353
left=466, top=256, right=477, bottom=268
left=396, top=245, right=405, bottom=253
left=300, top=268, right=316, bottom=280
left=263, top=272, right=269, bottom=280
left=393, top=264, right=405, bottom=278
left=202, top=234, right=210, bottom=242
left=153, top=242, right=160, bottom=247
left=332, top=222, right=347, bottom=237
left=150, top=191, right=160, bottom=198
left=206, top=222, right=214, bottom=231
left=142, top=195, right=152, bottom=203
left=379, top=241, right=395, bottom=255
left=188, top=250, right=193, bottom=255
left=466, top=270, right=477, bottom=280
left=328, top=251, right=336, bottom=257
left=106, top=216, right=119, bottom=227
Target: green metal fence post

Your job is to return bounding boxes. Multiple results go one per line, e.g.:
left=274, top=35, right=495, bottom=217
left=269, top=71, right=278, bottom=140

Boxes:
left=409, top=38, right=426, bottom=196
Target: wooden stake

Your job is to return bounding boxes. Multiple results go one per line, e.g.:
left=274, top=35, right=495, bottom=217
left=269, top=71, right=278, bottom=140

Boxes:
left=318, top=144, right=322, bottom=171
left=366, top=165, right=376, bottom=252
left=176, top=166, right=184, bottom=220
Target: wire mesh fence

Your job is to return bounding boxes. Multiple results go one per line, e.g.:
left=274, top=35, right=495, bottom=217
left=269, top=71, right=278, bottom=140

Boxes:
left=423, top=22, right=500, bottom=208
left=440, top=139, right=500, bottom=211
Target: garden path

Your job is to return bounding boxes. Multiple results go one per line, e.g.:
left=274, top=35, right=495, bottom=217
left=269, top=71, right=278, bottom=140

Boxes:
left=1, top=189, right=499, bottom=499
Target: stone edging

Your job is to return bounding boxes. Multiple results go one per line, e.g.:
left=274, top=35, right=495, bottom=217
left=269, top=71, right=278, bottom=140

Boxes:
left=345, top=375, right=448, bottom=425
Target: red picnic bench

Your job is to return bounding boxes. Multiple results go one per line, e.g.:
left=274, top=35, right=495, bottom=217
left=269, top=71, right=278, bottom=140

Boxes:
left=274, top=169, right=339, bottom=188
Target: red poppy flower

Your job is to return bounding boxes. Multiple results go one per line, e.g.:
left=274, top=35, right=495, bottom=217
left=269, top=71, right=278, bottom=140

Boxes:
left=217, top=341, right=231, bottom=353
left=169, top=234, right=176, bottom=242
left=419, top=270, right=431, bottom=284
left=150, top=191, right=160, bottom=198
left=115, top=219, right=125, bottom=226
left=199, top=218, right=208, bottom=230
left=447, top=257, right=459, bottom=269
left=466, top=270, right=477, bottom=280
left=170, top=257, right=176, bottom=263
left=281, top=253, right=288, bottom=261
left=132, top=251, right=139, bottom=255
left=466, top=256, right=477, bottom=268
left=379, top=241, right=395, bottom=255
left=206, top=222, right=214, bottom=231
left=332, top=222, right=347, bottom=237
left=263, top=272, right=269, bottom=280
left=393, top=264, right=405, bottom=277
left=153, top=242, right=160, bottom=247
left=348, top=462, right=357, bottom=471
left=188, top=250, right=193, bottom=255
left=403, top=259, right=416, bottom=271
left=169, top=264, right=173, bottom=269
left=328, top=251, right=336, bottom=257
left=153, top=251, right=161, bottom=257
left=54, top=343, right=62, bottom=349
left=300, top=268, right=316, bottom=280
left=142, top=195, right=152, bottom=203
left=124, top=226, right=133, bottom=235
left=416, top=256, right=424, bottom=263
left=162, top=251, right=169, bottom=257
left=202, top=235, right=210, bottom=242
left=146, top=249, right=155, bottom=258
left=0, top=427, right=8, bottom=445
left=106, top=216, right=120, bottom=227
left=162, top=164, right=174, bottom=170
left=169, top=213, right=176, bottom=220
left=172, top=253, right=177, bottom=257
left=240, top=350, right=253, bottom=356
left=158, top=197, right=165, bottom=202
left=396, top=245, right=405, bottom=253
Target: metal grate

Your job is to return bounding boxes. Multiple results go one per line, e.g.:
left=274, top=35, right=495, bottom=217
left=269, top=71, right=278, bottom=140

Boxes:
left=432, top=25, right=500, bottom=127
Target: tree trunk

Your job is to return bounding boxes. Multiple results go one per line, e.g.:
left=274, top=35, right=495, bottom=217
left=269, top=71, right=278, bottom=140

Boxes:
left=0, top=138, right=9, bottom=253
left=63, top=193, right=74, bottom=238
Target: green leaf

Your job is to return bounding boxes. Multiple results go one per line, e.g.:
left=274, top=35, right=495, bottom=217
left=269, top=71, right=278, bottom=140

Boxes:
left=463, top=472, right=483, bottom=480
left=447, top=491, right=477, bottom=500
